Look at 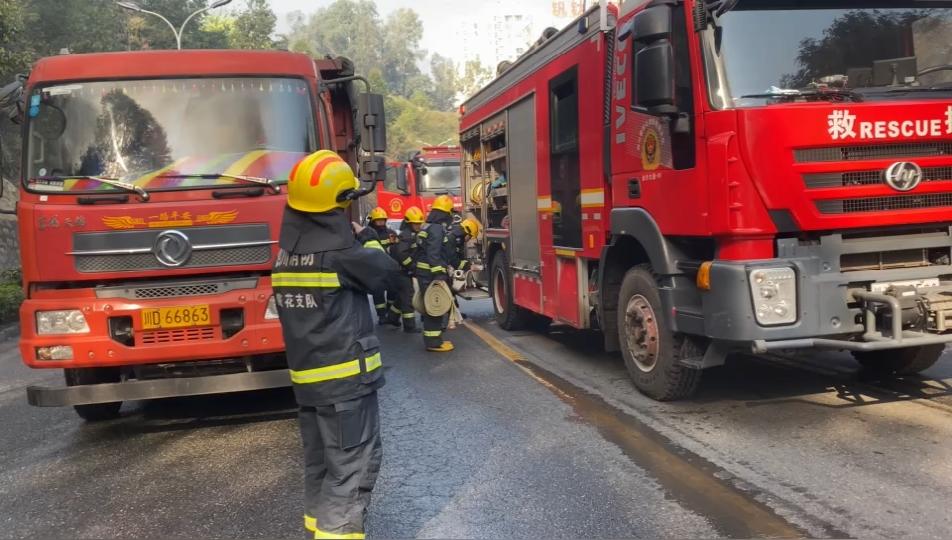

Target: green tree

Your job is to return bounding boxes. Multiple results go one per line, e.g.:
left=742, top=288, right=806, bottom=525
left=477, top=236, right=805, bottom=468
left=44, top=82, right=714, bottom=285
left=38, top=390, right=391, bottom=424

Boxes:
left=230, top=0, right=277, bottom=49
left=429, top=53, right=458, bottom=111
left=385, top=95, right=458, bottom=159
left=459, top=59, right=493, bottom=100
left=0, top=0, right=31, bottom=80
left=380, top=7, right=424, bottom=97
left=287, top=0, right=384, bottom=78
left=21, top=0, right=127, bottom=56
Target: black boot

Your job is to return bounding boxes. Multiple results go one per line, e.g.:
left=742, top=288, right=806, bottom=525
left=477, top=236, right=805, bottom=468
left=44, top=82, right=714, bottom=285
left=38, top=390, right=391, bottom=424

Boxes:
left=403, top=315, right=421, bottom=333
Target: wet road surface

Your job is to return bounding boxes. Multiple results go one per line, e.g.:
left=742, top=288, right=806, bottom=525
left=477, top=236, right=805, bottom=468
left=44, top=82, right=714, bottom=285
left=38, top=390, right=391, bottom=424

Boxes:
left=1, top=299, right=951, bottom=538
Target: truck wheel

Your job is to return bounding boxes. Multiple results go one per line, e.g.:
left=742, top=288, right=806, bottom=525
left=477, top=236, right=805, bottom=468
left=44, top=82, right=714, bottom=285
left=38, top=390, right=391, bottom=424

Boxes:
left=64, top=368, right=122, bottom=421
left=852, top=345, right=945, bottom=376
left=617, top=265, right=701, bottom=401
left=491, top=251, right=531, bottom=331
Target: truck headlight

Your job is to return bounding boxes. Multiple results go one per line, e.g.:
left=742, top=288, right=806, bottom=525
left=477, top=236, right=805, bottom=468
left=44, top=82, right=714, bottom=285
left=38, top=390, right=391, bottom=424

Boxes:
left=36, top=310, right=90, bottom=335
left=264, top=296, right=280, bottom=320
left=749, top=268, right=797, bottom=326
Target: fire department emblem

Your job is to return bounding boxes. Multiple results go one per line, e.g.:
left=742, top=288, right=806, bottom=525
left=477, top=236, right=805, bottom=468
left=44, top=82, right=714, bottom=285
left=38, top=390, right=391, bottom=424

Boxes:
left=641, top=125, right=662, bottom=171
left=389, top=197, right=403, bottom=214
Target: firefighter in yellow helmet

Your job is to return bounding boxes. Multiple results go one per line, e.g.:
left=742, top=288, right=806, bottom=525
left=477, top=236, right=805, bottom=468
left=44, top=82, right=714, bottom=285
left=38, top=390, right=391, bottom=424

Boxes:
left=273, top=150, right=400, bottom=539
left=415, top=195, right=460, bottom=351
left=388, top=206, right=425, bottom=332
left=366, top=207, right=400, bottom=326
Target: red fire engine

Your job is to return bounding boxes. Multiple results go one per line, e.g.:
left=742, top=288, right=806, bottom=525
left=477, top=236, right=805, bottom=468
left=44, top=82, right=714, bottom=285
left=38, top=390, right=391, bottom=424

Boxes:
left=377, top=146, right=462, bottom=227
left=460, top=1, right=952, bottom=400
left=6, top=50, right=385, bottom=419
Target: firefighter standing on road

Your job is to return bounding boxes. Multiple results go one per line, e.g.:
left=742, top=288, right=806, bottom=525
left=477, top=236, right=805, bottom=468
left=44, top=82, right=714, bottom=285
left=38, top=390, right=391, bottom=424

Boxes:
left=272, top=150, right=400, bottom=540
left=416, top=195, right=460, bottom=351
left=367, top=207, right=401, bottom=326
left=390, top=206, right=425, bottom=333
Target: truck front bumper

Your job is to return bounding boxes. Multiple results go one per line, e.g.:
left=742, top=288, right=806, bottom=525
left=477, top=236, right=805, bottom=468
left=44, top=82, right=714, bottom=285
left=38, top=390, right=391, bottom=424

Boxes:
left=27, top=369, right=290, bottom=407
left=19, top=278, right=284, bottom=369
left=696, top=231, right=952, bottom=353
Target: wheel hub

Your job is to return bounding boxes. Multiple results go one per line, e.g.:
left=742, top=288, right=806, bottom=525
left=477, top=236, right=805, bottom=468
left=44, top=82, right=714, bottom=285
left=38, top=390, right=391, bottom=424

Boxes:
left=624, top=294, right=659, bottom=372
left=493, top=267, right=507, bottom=314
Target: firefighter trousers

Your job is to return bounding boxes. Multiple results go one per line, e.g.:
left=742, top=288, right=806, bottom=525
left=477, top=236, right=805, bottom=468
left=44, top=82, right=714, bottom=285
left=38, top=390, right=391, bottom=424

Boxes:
left=372, top=290, right=401, bottom=326
left=395, top=274, right=417, bottom=331
left=299, top=392, right=382, bottom=539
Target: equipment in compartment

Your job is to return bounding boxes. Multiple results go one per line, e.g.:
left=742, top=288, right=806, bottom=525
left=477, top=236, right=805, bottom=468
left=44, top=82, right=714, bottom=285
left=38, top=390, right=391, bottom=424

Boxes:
left=462, top=113, right=512, bottom=230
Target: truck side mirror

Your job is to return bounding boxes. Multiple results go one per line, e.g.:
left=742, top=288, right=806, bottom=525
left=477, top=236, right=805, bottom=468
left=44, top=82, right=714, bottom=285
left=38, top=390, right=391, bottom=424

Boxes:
left=356, top=92, right=386, bottom=183
left=632, top=4, right=672, bottom=44
left=632, top=5, right=677, bottom=116
left=357, top=92, right=386, bottom=153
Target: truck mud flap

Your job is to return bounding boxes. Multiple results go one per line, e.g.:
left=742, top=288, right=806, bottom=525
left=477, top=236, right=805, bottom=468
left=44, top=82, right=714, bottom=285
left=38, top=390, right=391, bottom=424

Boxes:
left=27, top=370, right=292, bottom=407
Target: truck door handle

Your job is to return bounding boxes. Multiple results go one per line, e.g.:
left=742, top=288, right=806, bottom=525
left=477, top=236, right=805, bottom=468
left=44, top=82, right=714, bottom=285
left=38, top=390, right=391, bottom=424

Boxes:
left=628, top=179, right=641, bottom=199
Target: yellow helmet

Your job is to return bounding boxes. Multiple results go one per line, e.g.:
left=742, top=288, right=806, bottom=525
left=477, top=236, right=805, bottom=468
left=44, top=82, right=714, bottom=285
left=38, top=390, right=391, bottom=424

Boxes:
left=431, top=194, right=454, bottom=213
left=286, top=150, right=359, bottom=213
left=404, top=206, right=425, bottom=224
left=368, top=207, right=388, bottom=221
left=461, top=217, right=480, bottom=238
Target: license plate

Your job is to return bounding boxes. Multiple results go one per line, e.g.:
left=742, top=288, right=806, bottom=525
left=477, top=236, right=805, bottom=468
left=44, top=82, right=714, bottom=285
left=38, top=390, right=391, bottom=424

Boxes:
left=870, top=278, right=939, bottom=294
left=141, top=305, right=211, bottom=330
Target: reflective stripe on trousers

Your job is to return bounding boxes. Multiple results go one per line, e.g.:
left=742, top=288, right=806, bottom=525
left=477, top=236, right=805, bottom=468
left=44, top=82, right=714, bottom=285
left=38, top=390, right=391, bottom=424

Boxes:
left=290, top=353, right=382, bottom=384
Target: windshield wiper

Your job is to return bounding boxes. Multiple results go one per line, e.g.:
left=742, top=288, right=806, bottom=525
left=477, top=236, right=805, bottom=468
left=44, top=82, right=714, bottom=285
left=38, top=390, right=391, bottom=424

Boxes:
left=154, top=173, right=281, bottom=194
left=36, top=175, right=150, bottom=201
left=738, top=88, right=864, bottom=103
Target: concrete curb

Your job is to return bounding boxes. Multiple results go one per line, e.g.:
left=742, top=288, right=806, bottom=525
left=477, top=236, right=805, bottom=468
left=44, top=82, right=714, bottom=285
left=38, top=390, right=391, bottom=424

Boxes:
left=0, top=322, right=19, bottom=343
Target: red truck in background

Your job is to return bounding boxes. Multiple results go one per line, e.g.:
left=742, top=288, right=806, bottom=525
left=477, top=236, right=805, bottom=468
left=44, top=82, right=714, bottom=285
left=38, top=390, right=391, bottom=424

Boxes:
left=6, top=49, right=385, bottom=420
left=378, top=146, right=462, bottom=228
left=460, top=1, right=952, bottom=400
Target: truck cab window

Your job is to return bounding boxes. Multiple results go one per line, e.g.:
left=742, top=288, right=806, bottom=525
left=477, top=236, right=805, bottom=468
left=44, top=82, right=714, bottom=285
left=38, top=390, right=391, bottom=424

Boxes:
left=549, top=68, right=582, bottom=249
left=383, top=164, right=400, bottom=193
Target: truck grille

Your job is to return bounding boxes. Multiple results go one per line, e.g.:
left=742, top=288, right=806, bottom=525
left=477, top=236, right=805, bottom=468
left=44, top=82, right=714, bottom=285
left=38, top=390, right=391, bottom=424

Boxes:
left=76, top=245, right=271, bottom=273
left=796, top=142, right=952, bottom=163
left=95, top=277, right=258, bottom=300
left=804, top=167, right=952, bottom=189
left=72, top=224, right=273, bottom=273
left=817, top=193, right=952, bottom=214
left=140, top=326, right=216, bottom=345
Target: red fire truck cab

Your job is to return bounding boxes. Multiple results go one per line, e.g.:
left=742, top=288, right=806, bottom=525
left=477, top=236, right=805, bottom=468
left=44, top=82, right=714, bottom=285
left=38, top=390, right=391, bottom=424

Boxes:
left=460, top=1, right=952, bottom=400
left=378, top=146, right=462, bottom=228
left=9, top=49, right=385, bottom=420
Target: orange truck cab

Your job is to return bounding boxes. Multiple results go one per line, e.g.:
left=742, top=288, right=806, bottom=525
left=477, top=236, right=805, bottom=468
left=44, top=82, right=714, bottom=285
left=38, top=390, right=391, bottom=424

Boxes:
left=9, top=49, right=384, bottom=420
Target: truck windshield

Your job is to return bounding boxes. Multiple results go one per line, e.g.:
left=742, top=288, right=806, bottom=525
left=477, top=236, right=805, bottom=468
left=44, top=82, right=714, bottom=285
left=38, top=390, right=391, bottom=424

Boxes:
left=703, top=3, right=952, bottom=109
left=418, top=162, right=460, bottom=194
left=24, top=77, right=315, bottom=194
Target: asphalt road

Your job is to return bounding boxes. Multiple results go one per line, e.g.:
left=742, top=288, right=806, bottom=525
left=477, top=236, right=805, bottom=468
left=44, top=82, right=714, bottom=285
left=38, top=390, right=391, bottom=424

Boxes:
left=1, top=300, right=951, bottom=538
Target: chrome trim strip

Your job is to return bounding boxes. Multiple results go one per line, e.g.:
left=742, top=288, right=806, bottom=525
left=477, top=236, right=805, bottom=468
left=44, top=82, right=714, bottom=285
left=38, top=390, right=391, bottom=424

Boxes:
left=68, top=240, right=277, bottom=256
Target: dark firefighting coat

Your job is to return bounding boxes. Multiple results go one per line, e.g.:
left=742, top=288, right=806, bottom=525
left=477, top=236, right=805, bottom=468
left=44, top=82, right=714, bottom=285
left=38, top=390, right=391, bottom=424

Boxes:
left=273, top=207, right=400, bottom=406
left=416, top=209, right=461, bottom=283
left=391, top=222, right=419, bottom=274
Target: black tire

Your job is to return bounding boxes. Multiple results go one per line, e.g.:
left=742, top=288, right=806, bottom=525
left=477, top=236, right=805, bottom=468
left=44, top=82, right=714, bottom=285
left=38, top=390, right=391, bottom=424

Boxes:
left=64, top=367, right=122, bottom=421
left=490, top=250, right=532, bottom=331
left=617, top=265, right=702, bottom=401
left=853, top=345, right=945, bottom=376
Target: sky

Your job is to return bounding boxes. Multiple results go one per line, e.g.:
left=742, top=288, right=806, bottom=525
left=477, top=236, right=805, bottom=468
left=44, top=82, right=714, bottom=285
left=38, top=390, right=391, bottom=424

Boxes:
left=266, top=0, right=575, bottom=68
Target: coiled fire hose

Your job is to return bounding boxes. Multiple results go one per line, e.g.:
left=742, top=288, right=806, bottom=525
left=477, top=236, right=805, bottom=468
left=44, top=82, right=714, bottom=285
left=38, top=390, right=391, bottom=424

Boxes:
left=413, top=278, right=464, bottom=327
